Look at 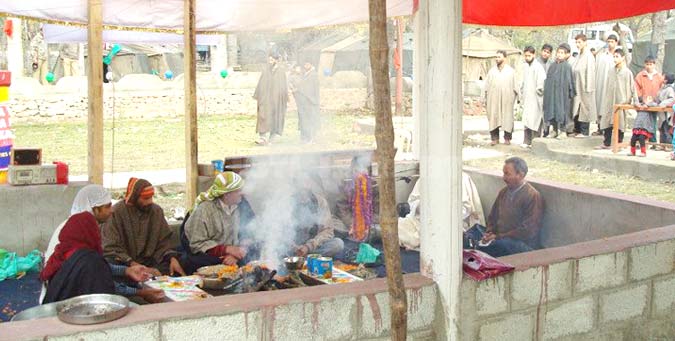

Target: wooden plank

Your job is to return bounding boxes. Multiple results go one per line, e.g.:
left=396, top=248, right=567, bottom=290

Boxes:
left=184, top=0, right=198, bottom=209
left=87, top=0, right=103, bottom=184
left=611, top=104, right=674, bottom=153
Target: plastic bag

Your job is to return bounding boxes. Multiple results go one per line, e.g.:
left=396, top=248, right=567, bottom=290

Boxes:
left=356, top=243, right=381, bottom=264
left=463, top=249, right=514, bottom=281
left=0, top=249, right=42, bottom=281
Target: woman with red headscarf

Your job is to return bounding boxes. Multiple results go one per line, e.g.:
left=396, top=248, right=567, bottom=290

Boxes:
left=41, top=211, right=115, bottom=303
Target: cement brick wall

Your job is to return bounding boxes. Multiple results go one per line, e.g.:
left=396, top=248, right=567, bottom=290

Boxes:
left=459, top=238, right=675, bottom=341
left=0, top=182, right=88, bottom=254
left=1, top=276, right=440, bottom=341
left=464, top=168, right=675, bottom=248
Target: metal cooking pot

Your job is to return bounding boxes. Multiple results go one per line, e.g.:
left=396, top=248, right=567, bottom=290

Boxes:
left=283, top=256, right=305, bottom=271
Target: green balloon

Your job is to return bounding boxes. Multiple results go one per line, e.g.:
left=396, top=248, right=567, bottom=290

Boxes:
left=45, top=72, right=55, bottom=83
left=220, top=69, right=229, bottom=78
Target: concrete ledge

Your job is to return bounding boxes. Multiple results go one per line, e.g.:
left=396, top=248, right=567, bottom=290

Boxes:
left=500, top=224, right=675, bottom=271
left=0, top=274, right=436, bottom=341
left=531, top=137, right=675, bottom=182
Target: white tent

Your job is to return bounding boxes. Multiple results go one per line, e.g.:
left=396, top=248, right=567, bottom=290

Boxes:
left=0, top=0, right=412, bottom=32
left=43, top=24, right=221, bottom=44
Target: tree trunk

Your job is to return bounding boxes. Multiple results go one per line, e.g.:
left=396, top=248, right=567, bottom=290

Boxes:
left=651, top=11, right=667, bottom=72
left=368, top=1, right=407, bottom=340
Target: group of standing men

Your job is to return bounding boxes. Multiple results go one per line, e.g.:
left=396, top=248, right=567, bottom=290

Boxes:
left=485, top=32, right=675, bottom=153
left=254, top=53, right=321, bottom=145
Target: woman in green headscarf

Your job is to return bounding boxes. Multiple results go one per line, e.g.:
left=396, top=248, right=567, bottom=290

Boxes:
left=181, top=172, right=256, bottom=273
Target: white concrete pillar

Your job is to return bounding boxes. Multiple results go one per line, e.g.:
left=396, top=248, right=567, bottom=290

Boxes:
left=416, top=0, right=463, bottom=340
left=6, top=18, right=23, bottom=76
left=210, top=35, right=228, bottom=74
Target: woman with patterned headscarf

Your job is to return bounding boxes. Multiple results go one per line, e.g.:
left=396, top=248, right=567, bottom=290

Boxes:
left=181, top=171, right=256, bottom=273
left=102, top=178, right=185, bottom=277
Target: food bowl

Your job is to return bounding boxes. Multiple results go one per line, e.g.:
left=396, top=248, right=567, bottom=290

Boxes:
left=283, top=256, right=305, bottom=271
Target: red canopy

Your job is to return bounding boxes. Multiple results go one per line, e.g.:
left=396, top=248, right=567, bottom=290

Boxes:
left=462, top=0, right=675, bottom=27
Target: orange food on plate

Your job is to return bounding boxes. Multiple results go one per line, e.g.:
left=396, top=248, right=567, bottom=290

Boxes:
left=335, top=264, right=359, bottom=272
left=217, top=265, right=239, bottom=278
left=167, top=281, right=184, bottom=288
left=333, top=278, right=351, bottom=283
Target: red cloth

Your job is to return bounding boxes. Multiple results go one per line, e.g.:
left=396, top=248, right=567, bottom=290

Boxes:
left=207, top=245, right=228, bottom=258
left=463, top=249, right=515, bottom=281
left=463, top=1, right=674, bottom=27
left=3, top=20, right=12, bottom=38
left=40, top=212, right=103, bottom=281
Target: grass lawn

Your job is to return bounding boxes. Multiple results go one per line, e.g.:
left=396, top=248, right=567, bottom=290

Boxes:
left=12, top=111, right=376, bottom=176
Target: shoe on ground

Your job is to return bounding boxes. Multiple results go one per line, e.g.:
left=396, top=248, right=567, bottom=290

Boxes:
left=639, top=153, right=647, bottom=157
left=504, top=140, right=511, bottom=145
left=594, top=145, right=611, bottom=150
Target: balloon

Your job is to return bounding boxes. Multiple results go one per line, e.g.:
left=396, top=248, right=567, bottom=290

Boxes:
left=323, top=68, right=331, bottom=76
left=103, top=44, right=122, bottom=65
left=164, top=70, right=173, bottom=80
left=220, top=69, right=229, bottom=78
left=45, top=72, right=55, bottom=83
left=110, top=44, right=121, bottom=56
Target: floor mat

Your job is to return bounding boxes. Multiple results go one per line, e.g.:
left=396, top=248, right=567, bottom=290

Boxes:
left=0, top=272, right=41, bottom=322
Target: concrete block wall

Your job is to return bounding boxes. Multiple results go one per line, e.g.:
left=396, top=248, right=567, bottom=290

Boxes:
left=458, top=235, right=675, bottom=341
left=0, top=182, right=87, bottom=255
left=464, top=168, right=675, bottom=248
left=0, top=274, right=441, bottom=341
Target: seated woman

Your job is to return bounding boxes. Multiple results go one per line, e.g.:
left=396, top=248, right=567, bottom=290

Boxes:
left=41, top=185, right=157, bottom=304
left=289, top=173, right=344, bottom=258
left=102, top=177, right=185, bottom=277
left=181, top=172, right=256, bottom=274
left=40, top=185, right=164, bottom=303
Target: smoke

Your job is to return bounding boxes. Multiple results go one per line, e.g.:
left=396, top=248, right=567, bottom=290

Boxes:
left=241, top=153, right=344, bottom=270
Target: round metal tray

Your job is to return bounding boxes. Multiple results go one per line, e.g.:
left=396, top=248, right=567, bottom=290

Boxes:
left=56, top=294, right=131, bottom=325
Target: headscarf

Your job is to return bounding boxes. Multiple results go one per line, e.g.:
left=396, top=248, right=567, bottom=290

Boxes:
left=70, top=184, right=112, bottom=215
left=193, top=171, right=244, bottom=210
left=124, top=177, right=154, bottom=205
left=40, top=212, right=103, bottom=281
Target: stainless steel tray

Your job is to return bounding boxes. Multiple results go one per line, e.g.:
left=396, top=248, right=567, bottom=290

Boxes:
left=11, top=301, right=59, bottom=322
left=56, top=294, right=131, bottom=325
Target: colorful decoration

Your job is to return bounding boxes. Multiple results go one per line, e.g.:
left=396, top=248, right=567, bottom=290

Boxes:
left=219, top=69, right=229, bottom=78
left=164, top=70, right=173, bottom=80
left=45, top=72, right=55, bottom=83
left=349, top=172, right=372, bottom=242
left=103, top=44, right=121, bottom=65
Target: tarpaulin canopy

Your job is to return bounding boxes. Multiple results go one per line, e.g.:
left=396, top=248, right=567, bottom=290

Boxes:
left=43, top=24, right=221, bottom=44
left=461, top=0, right=674, bottom=27
left=1, top=1, right=672, bottom=31
left=0, top=0, right=410, bottom=32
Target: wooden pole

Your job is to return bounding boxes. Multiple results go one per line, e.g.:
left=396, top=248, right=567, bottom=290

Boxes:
left=395, top=17, right=404, bottom=115
left=87, top=0, right=103, bottom=184
left=368, top=1, right=407, bottom=340
left=184, top=0, right=198, bottom=208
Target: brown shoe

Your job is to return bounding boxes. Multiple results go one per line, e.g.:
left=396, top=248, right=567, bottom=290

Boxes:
left=591, top=131, right=603, bottom=136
